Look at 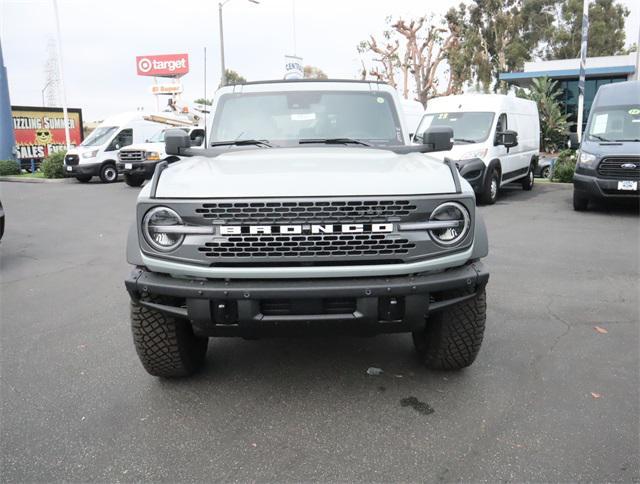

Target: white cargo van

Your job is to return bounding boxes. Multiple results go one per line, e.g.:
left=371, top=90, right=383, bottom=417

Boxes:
left=415, top=94, right=540, bottom=204
left=63, top=113, right=165, bottom=183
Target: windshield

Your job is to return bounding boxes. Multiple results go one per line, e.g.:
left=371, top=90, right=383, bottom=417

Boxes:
left=210, top=90, right=404, bottom=146
left=146, top=127, right=189, bottom=143
left=81, top=126, right=118, bottom=147
left=586, top=106, right=640, bottom=142
left=417, top=112, right=495, bottom=144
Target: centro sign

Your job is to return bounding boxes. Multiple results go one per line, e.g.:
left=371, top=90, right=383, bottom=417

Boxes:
left=136, top=54, right=189, bottom=77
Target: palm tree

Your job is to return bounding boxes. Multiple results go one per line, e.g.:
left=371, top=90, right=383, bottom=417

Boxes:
left=517, top=77, right=572, bottom=153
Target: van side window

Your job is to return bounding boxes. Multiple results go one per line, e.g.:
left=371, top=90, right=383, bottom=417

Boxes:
left=107, top=129, right=133, bottom=151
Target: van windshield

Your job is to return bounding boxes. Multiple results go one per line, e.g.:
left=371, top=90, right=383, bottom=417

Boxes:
left=417, top=112, right=494, bottom=144
left=586, top=106, right=640, bottom=142
left=81, top=126, right=118, bottom=147
left=210, top=91, right=404, bottom=146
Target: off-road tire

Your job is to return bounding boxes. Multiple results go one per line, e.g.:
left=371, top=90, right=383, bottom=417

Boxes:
left=412, top=288, right=486, bottom=370
left=75, top=175, right=92, bottom=183
left=131, top=297, right=209, bottom=377
left=124, top=173, right=145, bottom=187
left=522, top=163, right=534, bottom=191
left=573, top=191, right=589, bottom=211
left=99, top=163, right=118, bottom=183
left=480, top=168, right=499, bottom=205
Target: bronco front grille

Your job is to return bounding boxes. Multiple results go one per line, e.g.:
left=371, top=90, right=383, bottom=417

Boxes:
left=119, top=150, right=145, bottom=162
left=198, top=233, right=416, bottom=259
left=195, top=199, right=418, bottom=223
left=597, top=157, right=640, bottom=179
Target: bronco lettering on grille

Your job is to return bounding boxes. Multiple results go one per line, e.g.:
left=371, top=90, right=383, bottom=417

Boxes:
left=220, top=223, right=394, bottom=236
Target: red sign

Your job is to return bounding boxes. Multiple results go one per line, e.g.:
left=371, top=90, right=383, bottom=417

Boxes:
left=12, top=106, right=84, bottom=160
left=136, top=53, right=189, bottom=77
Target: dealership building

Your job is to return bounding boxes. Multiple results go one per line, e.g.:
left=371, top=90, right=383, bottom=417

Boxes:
left=500, top=53, right=637, bottom=133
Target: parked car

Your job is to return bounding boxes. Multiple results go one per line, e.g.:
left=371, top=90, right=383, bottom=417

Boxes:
left=572, top=80, right=640, bottom=211
left=63, top=113, right=165, bottom=183
left=124, top=79, right=490, bottom=378
left=535, top=156, right=553, bottom=178
left=117, top=126, right=205, bottom=187
left=415, top=94, right=540, bottom=204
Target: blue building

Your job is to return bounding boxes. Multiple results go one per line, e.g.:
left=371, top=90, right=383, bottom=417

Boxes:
left=500, top=53, right=637, bottom=134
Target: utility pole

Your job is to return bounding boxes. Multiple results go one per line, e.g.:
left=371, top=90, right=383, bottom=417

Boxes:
left=218, top=2, right=226, bottom=87
left=576, top=0, right=589, bottom=143
left=52, top=0, right=71, bottom=150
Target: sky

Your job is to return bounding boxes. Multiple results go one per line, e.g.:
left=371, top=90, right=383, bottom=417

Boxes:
left=2, top=0, right=639, bottom=121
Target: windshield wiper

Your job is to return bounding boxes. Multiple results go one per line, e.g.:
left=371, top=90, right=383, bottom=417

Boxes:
left=210, top=139, right=272, bottom=147
left=589, top=134, right=612, bottom=142
left=299, top=138, right=371, bottom=147
left=612, top=139, right=640, bottom=142
left=453, top=138, right=476, bottom=144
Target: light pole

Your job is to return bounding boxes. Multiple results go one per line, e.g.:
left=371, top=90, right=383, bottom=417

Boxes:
left=218, top=0, right=259, bottom=87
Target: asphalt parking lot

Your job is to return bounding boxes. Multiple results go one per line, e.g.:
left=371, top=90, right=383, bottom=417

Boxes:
left=1, top=180, right=638, bottom=482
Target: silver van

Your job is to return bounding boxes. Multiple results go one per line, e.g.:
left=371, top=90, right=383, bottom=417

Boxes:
left=573, top=80, right=640, bottom=210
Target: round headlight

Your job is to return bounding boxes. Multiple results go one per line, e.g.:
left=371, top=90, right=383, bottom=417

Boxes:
left=142, top=206, right=184, bottom=252
left=428, top=202, right=470, bottom=247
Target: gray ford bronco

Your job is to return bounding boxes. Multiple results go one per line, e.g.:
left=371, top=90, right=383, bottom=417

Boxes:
left=125, top=80, right=489, bottom=378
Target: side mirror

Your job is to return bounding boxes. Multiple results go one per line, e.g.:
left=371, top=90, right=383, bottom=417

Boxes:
left=422, top=127, right=453, bottom=152
left=192, top=135, right=204, bottom=147
left=165, top=129, right=191, bottom=155
left=568, top=132, right=580, bottom=150
left=496, top=130, right=518, bottom=148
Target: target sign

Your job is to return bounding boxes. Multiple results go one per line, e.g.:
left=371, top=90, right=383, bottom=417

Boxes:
left=135, top=54, right=189, bottom=77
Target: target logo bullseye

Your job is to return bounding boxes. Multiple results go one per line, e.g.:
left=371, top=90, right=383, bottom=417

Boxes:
left=137, top=57, right=152, bottom=73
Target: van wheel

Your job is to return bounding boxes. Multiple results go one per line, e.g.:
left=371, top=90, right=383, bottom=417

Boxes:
left=124, top=174, right=145, bottom=187
left=99, top=163, right=118, bottom=183
left=75, top=175, right=92, bottom=183
left=480, top=168, right=499, bottom=205
left=522, top=163, right=534, bottom=191
left=573, top=191, right=589, bottom=211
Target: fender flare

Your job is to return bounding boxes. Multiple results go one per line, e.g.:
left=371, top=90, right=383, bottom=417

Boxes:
left=126, top=222, right=144, bottom=266
left=470, top=212, right=489, bottom=260
left=483, top=159, right=502, bottom=187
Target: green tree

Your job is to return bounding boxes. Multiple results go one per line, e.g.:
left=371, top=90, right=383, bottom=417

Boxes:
left=303, top=65, right=328, bottom=79
left=194, top=98, right=212, bottom=106
left=546, top=0, right=630, bottom=59
left=517, top=77, right=571, bottom=152
left=224, top=69, right=246, bottom=85
left=452, top=0, right=557, bottom=92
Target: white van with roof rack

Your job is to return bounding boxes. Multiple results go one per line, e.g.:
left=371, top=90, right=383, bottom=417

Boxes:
left=415, top=94, right=540, bottom=204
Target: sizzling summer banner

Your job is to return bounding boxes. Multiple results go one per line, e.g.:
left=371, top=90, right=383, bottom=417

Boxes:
left=12, top=106, right=84, bottom=160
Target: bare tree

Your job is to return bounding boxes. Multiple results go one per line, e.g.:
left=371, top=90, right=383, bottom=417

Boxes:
left=358, top=15, right=462, bottom=107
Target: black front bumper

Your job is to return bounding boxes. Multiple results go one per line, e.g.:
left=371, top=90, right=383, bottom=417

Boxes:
left=573, top=173, right=640, bottom=200
left=125, top=262, right=489, bottom=337
left=117, top=160, right=159, bottom=179
left=64, top=162, right=101, bottom=177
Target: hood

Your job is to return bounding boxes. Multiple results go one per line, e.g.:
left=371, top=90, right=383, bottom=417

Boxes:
left=581, top=139, right=640, bottom=158
left=66, top=146, right=100, bottom=156
left=121, top=142, right=166, bottom=153
left=427, top=143, right=486, bottom=162
left=154, top=147, right=457, bottom=198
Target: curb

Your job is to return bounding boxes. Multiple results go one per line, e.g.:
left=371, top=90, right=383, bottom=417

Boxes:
left=0, top=176, right=72, bottom=184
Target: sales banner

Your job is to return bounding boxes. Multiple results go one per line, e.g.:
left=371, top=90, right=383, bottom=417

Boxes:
left=12, top=106, right=83, bottom=160
left=136, top=53, right=189, bottom=77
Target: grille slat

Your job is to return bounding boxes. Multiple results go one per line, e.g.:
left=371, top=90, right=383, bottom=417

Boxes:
left=597, top=157, right=640, bottom=180
left=64, top=154, right=79, bottom=166
left=198, top=233, right=415, bottom=259
left=196, top=199, right=417, bottom=223
left=119, top=150, right=145, bottom=162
